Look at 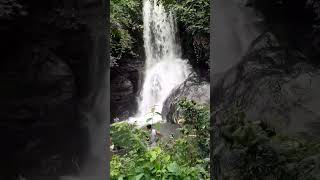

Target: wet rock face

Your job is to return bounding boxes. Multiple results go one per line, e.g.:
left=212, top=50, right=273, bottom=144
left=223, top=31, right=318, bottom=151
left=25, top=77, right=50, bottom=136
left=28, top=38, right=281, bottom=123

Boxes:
left=162, top=73, right=210, bottom=123
left=179, top=29, right=210, bottom=80
left=110, top=57, right=144, bottom=121
left=212, top=32, right=320, bottom=137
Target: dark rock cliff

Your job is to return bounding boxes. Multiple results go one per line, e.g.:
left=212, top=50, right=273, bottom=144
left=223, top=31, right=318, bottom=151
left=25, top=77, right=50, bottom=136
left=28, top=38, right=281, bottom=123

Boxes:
left=211, top=31, right=320, bottom=179
left=110, top=24, right=145, bottom=121
left=212, top=32, right=320, bottom=136
left=179, top=25, right=210, bottom=80
left=110, top=56, right=144, bottom=121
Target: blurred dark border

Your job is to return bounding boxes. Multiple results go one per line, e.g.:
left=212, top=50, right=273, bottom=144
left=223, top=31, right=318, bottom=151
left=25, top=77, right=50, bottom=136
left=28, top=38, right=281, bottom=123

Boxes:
left=0, top=0, right=109, bottom=179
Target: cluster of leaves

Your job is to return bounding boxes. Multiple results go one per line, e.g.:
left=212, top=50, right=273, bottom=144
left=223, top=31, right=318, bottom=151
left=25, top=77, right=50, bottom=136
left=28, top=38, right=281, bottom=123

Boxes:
left=213, top=107, right=320, bottom=180
left=144, top=106, right=162, bottom=124
left=160, top=0, right=209, bottom=35
left=177, top=98, right=210, bottom=157
left=110, top=123, right=209, bottom=179
left=160, top=135, right=210, bottom=178
left=111, top=122, right=149, bottom=153
left=110, top=99, right=210, bottom=179
left=110, top=0, right=143, bottom=67
left=111, top=145, right=208, bottom=179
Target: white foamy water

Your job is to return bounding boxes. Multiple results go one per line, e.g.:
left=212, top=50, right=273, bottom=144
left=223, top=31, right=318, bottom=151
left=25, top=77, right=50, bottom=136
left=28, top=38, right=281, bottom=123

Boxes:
left=128, top=0, right=190, bottom=127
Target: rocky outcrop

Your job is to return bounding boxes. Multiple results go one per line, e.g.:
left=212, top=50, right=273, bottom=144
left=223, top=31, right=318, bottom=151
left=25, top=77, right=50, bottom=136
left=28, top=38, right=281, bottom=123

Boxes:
left=211, top=31, right=320, bottom=180
left=110, top=57, right=144, bottom=121
left=162, top=73, right=209, bottom=123
left=110, top=12, right=145, bottom=121
left=178, top=26, right=210, bottom=80
left=212, top=32, right=320, bottom=137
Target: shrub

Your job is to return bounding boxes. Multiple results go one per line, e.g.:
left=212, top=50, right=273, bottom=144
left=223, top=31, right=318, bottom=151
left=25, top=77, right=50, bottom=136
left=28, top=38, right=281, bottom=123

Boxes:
left=213, top=107, right=320, bottom=180
left=110, top=99, right=210, bottom=179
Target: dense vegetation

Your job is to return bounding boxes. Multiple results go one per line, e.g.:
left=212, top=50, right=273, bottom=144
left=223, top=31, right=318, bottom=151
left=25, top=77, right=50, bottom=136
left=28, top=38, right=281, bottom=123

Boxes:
left=160, top=0, right=209, bottom=35
left=110, top=0, right=143, bottom=67
left=110, top=99, right=210, bottom=179
left=212, top=107, right=320, bottom=180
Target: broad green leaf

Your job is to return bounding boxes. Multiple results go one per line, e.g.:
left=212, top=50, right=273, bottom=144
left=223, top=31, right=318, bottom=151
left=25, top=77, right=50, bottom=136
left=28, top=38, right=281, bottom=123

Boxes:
left=167, top=162, right=179, bottom=173
left=135, top=173, right=144, bottom=180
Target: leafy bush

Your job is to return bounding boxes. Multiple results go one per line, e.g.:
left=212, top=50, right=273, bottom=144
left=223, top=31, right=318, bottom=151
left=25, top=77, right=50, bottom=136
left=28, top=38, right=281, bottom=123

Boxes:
left=213, top=107, right=320, bottom=180
left=178, top=99, right=210, bottom=156
left=111, top=145, right=208, bottom=179
left=110, top=0, right=143, bottom=66
left=110, top=123, right=209, bottom=179
left=160, top=0, right=209, bottom=35
left=110, top=99, right=210, bottom=179
left=111, top=122, right=148, bottom=153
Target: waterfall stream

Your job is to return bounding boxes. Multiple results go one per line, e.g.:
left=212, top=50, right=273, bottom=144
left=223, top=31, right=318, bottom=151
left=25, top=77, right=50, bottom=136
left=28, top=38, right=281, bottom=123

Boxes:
left=128, top=0, right=191, bottom=127
left=213, top=0, right=262, bottom=74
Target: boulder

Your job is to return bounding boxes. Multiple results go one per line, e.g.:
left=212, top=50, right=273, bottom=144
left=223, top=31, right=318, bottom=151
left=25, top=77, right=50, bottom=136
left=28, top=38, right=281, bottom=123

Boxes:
left=212, top=32, right=320, bottom=137
left=162, top=73, right=210, bottom=123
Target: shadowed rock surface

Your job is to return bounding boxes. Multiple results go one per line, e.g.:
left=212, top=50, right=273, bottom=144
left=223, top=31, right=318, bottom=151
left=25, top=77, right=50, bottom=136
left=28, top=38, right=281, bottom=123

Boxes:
left=211, top=26, right=320, bottom=180
left=162, top=73, right=209, bottom=123
left=110, top=56, right=144, bottom=121
left=212, top=32, right=320, bottom=136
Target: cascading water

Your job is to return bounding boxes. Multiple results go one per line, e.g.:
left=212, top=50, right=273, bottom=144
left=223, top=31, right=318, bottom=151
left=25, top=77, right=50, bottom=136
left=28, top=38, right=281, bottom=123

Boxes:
left=213, top=0, right=263, bottom=74
left=128, top=0, right=191, bottom=127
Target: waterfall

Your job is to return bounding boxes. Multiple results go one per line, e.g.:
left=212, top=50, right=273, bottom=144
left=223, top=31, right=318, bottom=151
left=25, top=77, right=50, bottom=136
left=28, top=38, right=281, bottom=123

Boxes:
left=128, top=0, right=191, bottom=127
left=212, top=0, right=263, bottom=74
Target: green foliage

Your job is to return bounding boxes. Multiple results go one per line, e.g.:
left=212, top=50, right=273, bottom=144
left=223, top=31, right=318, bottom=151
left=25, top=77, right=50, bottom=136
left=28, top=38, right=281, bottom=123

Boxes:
left=110, top=0, right=143, bottom=66
left=110, top=123, right=209, bottom=179
left=178, top=99, right=210, bottom=156
left=160, top=0, right=209, bottom=35
left=111, top=122, right=148, bottom=153
left=162, top=135, right=210, bottom=173
left=111, top=145, right=208, bottom=179
left=213, top=107, right=320, bottom=180
left=110, top=99, right=210, bottom=179
left=144, top=106, right=162, bottom=125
